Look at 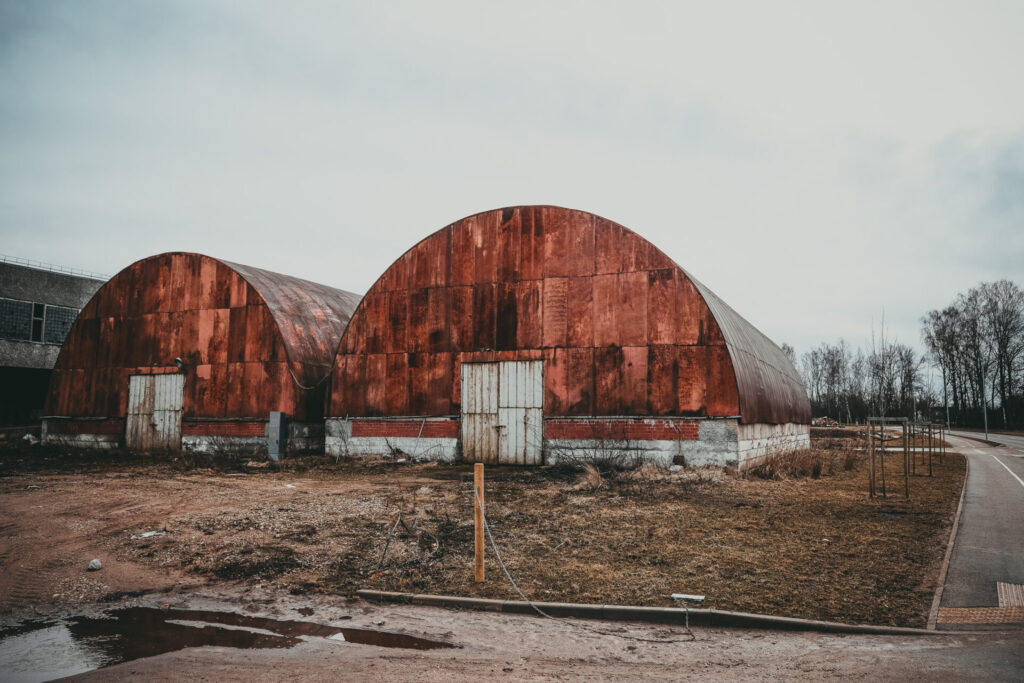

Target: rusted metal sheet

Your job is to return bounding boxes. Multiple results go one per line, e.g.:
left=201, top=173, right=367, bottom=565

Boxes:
left=47, top=252, right=361, bottom=424
left=331, top=206, right=809, bottom=425
left=688, top=274, right=811, bottom=424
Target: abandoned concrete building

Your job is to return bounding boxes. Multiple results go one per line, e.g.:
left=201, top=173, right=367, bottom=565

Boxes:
left=43, top=252, right=361, bottom=453
left=1, top=257, right=105, bottom=425
left=326, top=206, right=810, bottom=468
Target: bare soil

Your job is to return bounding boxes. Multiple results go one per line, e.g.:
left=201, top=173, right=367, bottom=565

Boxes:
left=0, top=437, right=965, bottom=628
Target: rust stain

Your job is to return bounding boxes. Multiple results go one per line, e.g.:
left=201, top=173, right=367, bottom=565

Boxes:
left=332, top=206, right=809, bottom=424
left=47, top=253, right=360, bottom=422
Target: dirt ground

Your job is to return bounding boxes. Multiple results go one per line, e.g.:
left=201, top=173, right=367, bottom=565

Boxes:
left=63, top=591, right=1024, bottom=682
left=0, top=432, right=964, bottom=629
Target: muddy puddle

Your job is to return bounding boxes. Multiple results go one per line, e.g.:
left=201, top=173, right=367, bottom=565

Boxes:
left=0, top=606, right=455, bottom=682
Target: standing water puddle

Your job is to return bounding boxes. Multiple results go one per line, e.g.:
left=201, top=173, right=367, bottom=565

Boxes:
left=0, top=607, right=456, bottom=682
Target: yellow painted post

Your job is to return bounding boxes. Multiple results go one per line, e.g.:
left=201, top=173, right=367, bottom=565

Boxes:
left=474, top=463, right=485, bottom=583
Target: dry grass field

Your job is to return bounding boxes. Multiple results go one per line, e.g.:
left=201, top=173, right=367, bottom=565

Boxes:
left=0, top=431, right=965, bottom=628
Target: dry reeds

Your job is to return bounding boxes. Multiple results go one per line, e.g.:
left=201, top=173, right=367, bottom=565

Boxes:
left=746, top=447, right=862, bottom=480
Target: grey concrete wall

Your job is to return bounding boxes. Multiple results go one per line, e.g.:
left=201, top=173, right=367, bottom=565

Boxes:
left=545, top=420, right=741, bottom=468
left=1, top=262, right=105, bottom=372
left=0, top=338, right=60, bottom=370
left=0, top=262, right=104, bottom=308
left=325, top=418, right=460, bottom=462
left=736, top=422, right=812, bottom=468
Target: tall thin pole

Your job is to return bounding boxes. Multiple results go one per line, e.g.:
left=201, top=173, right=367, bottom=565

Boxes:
left=474, top=463, right=485, bottom=583
left=868, top=421, right=875, bottom=499
left=980, top=360, right=989, bottom=440
left=880, top=421, right=887, bottom=498
left=903, top=421, right=909, bottom=498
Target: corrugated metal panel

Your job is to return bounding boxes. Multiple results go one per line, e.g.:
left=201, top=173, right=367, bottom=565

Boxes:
left=332, top=206, right=809, bottom=426
left=686, top=274, right=811, bottom=425
left=223, top=259, right=362, bottom=387
left=47, top=253, right=362, bottom=423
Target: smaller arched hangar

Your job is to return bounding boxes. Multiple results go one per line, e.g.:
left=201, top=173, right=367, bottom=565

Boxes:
left=326, top=206, right=809, bottom=468
left=43, top=252, right=360, bottom=453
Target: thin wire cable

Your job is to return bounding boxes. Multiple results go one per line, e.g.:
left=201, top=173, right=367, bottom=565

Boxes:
left=472, top=486, right=695, bottom=644
left=287, top=365, right=333, bottom=391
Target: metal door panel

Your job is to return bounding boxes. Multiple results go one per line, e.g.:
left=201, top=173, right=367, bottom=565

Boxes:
left=461, top=360, right=543, bottom=465
left=125, top=374, right=184, bottom=451
left=461, top=363, right=498, bottom=464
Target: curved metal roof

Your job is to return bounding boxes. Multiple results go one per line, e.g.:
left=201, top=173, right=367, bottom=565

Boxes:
left=685, top=271, right=811, bottom=425
left=218, top=258, right=362, bottom=386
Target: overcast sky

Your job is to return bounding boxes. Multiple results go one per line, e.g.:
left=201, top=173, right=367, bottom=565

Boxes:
left=2, top=1, right=1022, bottom=359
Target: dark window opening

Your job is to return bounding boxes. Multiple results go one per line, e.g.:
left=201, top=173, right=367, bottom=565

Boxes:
left=31, top=303, right=45, bottom=342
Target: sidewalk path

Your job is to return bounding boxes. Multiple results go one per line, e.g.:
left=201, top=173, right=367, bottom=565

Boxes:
left=938, top=432, right=1024, bottom=628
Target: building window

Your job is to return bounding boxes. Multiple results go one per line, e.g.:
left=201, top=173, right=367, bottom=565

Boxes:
left=31, top=303, right=44, bottom=342
left=0, top=298, right=80, bottom=345
left=0, top=299, right=33, bottom=341
left=43, top=305, right=78, bottom=344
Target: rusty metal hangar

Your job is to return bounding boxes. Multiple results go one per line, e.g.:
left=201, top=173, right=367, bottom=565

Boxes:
left=42, top=253, right=360, bottom=453
left=326, top=206, right=810, bottom=468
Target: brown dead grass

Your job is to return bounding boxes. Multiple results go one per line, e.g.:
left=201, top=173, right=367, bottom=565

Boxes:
left=1, top=435, right=965, bottom=628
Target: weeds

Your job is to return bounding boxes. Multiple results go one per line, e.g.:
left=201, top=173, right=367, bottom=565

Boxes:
left=746, top=447, right=862, bottom=480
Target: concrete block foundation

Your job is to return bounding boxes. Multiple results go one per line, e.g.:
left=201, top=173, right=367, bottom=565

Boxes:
left=327, top=416, right=810, bottom=468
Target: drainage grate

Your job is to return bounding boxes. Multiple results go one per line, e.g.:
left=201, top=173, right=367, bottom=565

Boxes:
left=936, top=606, right=1024, bottom=624
left=997, top=582, right=1024, bottom=607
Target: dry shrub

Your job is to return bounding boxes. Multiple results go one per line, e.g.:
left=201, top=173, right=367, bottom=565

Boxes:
left=673, top=466, right=725, bottom=486
left=747, top=447, right=862, bottom=480
left=629, top=462, right=667, bottom=482
left=573, top=463, right=605, bottom=491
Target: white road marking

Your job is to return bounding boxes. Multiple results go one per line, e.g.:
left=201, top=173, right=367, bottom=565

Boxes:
left=991, top=454, right=1024, bottom=492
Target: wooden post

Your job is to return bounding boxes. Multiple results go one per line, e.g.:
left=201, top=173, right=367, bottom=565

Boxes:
left=903, top=421, right=909, bottom=498
left=879, top=421, right=887, bottom=498
left=474, top=463, right=485, bottom=583
left=928, top=424, right=933, bottom=477
left=868, top=421, right=875, bottom=498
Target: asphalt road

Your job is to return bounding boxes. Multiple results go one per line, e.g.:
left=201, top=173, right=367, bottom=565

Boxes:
left=941, top=431, right=1024, bottom=611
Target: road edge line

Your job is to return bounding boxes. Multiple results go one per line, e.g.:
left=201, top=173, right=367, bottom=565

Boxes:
left=356, top=589, right=948, bottom=636
left=928, top=452, right=970, bottom=630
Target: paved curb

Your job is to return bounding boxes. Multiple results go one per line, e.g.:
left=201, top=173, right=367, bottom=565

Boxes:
left=949, top=432, right=1003, bottom=447
left=356, top=590, right=944, bottom=636
left=928, top=454, right=970, bottom=630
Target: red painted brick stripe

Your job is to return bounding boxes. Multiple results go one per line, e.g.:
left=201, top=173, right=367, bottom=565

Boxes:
left=545, top=419, right=699, bottom=441
left=182, top=421, right=266, bottom=437
left=352, top=420, right=459, bottom=439
left=46, top=419, right=125, bottom=435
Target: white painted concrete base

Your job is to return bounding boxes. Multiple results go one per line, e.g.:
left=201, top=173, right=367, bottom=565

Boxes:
left=326, top=417, right=811, bottom=468
left=327, top=436, right=460, bottom=462
left=545, top=420, right=742, bottom=467
left=325, top=418, right=458, bottom=462
left=181, top=436, right=267, bottom=455
left=42, top=434, right=120, bottom=449
left=736, top=422, right=811, bottom=468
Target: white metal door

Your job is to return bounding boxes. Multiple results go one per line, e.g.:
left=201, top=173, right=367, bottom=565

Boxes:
left=125, top=374, right=184, bottom=450
left=461, top=363, right=499, bottom=464
left=461, top=361, right=543, bottom=465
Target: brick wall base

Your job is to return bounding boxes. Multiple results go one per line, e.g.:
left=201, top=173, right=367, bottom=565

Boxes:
left=326, top=418, right=460, bottom=462
left=43, top=417, right=324, bottom=456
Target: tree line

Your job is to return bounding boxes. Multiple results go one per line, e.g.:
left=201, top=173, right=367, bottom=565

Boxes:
left=789, top=279, right=1023, bottom=428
